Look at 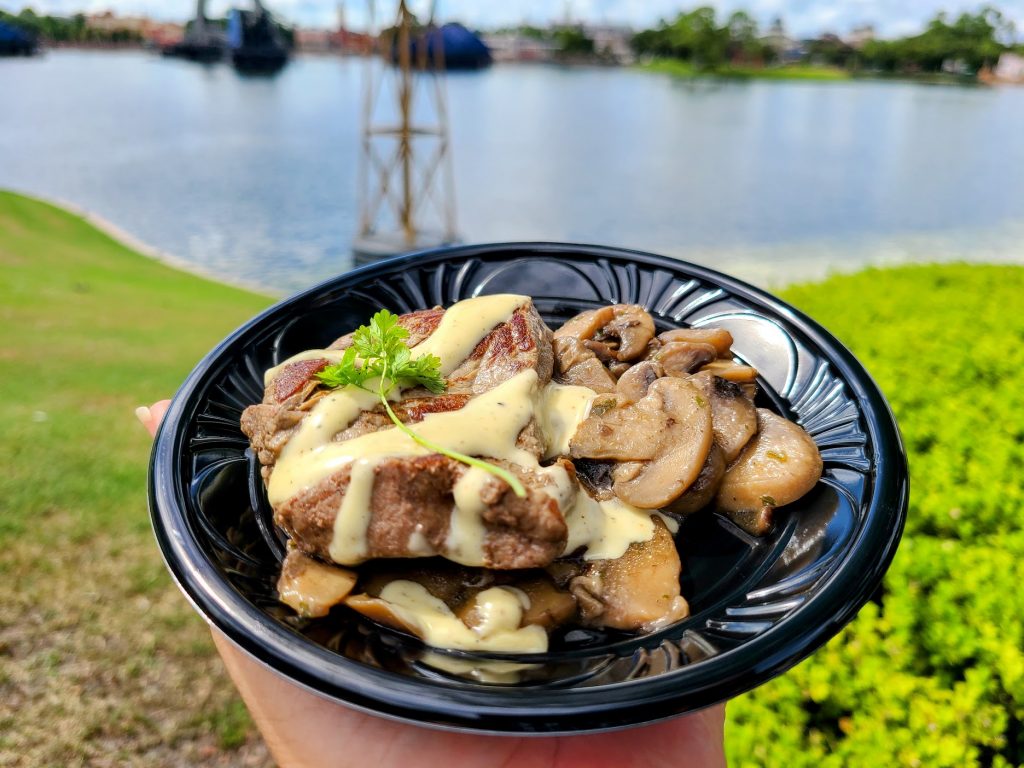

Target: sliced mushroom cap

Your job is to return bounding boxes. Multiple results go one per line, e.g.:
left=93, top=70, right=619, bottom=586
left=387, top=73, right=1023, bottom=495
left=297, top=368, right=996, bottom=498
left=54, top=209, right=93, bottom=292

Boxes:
left=699, top=359, right=759, bottom=383
left=658, top=327, right=734, bottom=358
left=513, top=577, right=578, bottom=630
left=716, top=408, right=823, bottom=536
left=555, top=305, right=655, bottom=362
left=573, top=458, right=616, bottom=501
left=277, top=549, right=357, bottom=618
left=553, top=306, right=616, bottom=341
left=600, top=305, right=656, bottom=361
left=559, top=357, right=617, bottom=393
left=552, top=336, right=617, bottom=392
left=615, top=360, right=663, bottom=405
left=665, top=442, right=726, bottom=517
left=688, top=371, right=759, bottom=463
left=569, top=380, right=687, bottom=462
left=345, top=593, right=420, bottom=634
left=570, top=517, right=689, bottom=632
left=552, top=336, right=594, bottom=373
left=609, top=378, right=714, bottom=509
left=654, top=341, right=718, bottom=377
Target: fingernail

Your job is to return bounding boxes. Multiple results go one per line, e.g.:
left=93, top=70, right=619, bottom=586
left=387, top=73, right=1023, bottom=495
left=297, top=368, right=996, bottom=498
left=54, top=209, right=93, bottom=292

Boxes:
left=135, top=405, right=151, bottom=425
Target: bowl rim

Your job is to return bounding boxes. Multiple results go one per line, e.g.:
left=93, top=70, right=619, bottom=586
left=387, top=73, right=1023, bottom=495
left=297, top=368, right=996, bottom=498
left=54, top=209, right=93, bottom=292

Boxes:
left=149, top=241, right=908, bottom=734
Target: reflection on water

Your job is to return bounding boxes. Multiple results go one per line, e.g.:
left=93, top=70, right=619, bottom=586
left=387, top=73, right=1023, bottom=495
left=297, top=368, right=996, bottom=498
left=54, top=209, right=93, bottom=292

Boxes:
left=1, top=50, right=1022, bottom=294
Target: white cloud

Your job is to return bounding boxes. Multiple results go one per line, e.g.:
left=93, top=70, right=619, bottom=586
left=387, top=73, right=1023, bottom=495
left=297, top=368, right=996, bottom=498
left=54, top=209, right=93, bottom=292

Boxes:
left=1, top=0, right=1022, bottom=38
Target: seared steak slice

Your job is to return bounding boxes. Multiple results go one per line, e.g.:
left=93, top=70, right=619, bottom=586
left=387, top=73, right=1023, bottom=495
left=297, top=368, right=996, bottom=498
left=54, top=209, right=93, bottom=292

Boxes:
left=276, top=455, right=568, bottom=570
left=327, top=307, right=445, bottom=352
left=241, top=299, right=567, bottom=569
left=242, top=301, right=553, bottom=474
left=446, top=304, right=554, bottom=394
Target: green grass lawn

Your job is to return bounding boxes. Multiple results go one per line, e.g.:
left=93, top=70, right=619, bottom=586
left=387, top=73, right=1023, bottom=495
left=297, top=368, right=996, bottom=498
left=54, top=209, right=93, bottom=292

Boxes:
left=639, top=58, right=852, bottom=81
left=0, top=191, right=272, bottom=766
left=2, top=190, right=1023, bottom=765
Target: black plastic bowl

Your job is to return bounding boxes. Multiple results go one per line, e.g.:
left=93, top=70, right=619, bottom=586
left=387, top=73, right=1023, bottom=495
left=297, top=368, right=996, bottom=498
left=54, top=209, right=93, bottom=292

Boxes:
left=148, top=243, right=907, bottom=734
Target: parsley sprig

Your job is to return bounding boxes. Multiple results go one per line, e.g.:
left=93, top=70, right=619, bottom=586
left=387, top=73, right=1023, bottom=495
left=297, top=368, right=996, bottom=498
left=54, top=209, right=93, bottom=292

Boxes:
left=316, top=309, right=527, bottom=498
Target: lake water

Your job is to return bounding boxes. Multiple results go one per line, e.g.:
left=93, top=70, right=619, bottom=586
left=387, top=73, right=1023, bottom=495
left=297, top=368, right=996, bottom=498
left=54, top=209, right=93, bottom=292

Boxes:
left=2, top=49, right=1023, bottom=293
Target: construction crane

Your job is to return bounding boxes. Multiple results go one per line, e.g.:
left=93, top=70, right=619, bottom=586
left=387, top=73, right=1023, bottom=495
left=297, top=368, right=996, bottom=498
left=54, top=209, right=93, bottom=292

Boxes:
left=352, top=0, right=458, bottom=262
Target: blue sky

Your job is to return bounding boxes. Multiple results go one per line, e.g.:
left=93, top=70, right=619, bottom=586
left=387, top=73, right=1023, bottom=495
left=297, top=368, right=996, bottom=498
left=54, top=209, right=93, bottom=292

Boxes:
left=3, top=0, right=1022, bottom=38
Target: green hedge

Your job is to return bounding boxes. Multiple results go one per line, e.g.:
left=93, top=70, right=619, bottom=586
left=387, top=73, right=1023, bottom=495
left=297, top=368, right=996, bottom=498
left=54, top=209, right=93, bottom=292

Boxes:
left=726, top=264, right=1024, bottom=766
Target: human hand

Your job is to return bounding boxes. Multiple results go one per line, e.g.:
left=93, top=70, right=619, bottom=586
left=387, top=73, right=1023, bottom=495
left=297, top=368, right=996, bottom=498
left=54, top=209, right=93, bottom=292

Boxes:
left=138, top=400, right=727, bottom=768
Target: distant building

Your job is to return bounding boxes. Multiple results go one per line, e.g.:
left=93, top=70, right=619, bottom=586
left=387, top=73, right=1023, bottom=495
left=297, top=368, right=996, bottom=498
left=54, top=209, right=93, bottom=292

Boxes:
left=993, top=52, right=1024, bottom=82
left=941, top=58, right=970, bottom=75
left=761, top=18, right=803, bottom=62
left=847, top=24, right=875, bottom=49
left=295, top=28, right=332, bottom=52
left=481, top=31, right=558, bottom=62
left=294, top=25, right=373, bottom=55
left=85, top=12, right=182, bottom=45
left=583, top=24, right=634, bottom=64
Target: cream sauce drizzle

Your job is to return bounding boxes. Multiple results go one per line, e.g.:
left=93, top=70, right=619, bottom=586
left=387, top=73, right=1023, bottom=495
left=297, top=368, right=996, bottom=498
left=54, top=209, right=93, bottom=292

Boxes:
left=447, top=468, right=492, bottom=565
left=377, top=581, right=547, bottom=653
left=564, top=494, right=675, bottom=561
left=419, top=652, right=538, bottom=684
left=410, top=294, right=528, bottom=374
left=266, top=293, right=674, bottom=575
left=328, top=459, right=377, bottom=564
left=538, top=382, right=596, bottom=459
left=270, top=369, right=541, bottom=509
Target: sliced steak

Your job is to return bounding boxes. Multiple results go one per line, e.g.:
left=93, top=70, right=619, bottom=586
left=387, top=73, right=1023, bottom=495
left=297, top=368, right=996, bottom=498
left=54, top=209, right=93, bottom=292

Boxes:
left=275, top=455, right=568, bottom=570
left=327, top=307, right=445, bottom=351
left=242, top=301, right=553, bottom=473
left=241, top=299, right=566, bottom=569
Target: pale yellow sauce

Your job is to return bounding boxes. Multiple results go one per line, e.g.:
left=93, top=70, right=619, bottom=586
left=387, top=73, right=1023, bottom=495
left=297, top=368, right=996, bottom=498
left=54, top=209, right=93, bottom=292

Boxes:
left=377, top=580, right=547, bottom=653
left=538, top=382, right=596, bottom=459
left=564, top=494, right=675, bottom=561
left=447, top=468, right=492, bottom=565
left=419, top=652, right=538, bottom=684
left=410, top=294, right=528, bottom=374
left=267, top=293, right=672, bottom=586
left=327, top=459, right=377, bottom=564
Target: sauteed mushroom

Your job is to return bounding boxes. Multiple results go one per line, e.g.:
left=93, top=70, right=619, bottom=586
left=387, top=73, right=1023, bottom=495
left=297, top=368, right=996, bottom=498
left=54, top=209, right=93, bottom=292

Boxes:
left=688, top=370, right=758, bottom=463
left=552, top=336, right=617, bottom=392
left=554, top=304, right=655, bottom=363
left=665, top=443, right=726, bottom=517
left=615, top=360, right=663, bottom=404
left=277, top=549, right=357, bottom=619
left=658, top=327, right=735, bottom=358
left=653, top=341, right=718, bottom=377
left=716, top=408, right=822, bottom=535
left=571, top=378, right=713, bottom=509
left=570, top=518, right=688, bottom=631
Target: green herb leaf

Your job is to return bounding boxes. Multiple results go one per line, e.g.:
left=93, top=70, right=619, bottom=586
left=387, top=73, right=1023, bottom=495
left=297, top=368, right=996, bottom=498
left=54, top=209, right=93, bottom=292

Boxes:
left=315, top=309, right=526, bottom=497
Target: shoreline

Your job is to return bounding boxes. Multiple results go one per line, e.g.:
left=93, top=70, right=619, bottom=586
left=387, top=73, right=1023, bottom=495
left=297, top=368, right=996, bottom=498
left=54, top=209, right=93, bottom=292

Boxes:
left=635, top=58, right=994, bottom=86
left=5, top=188, right=273, bottom=297
left=7, top=189, right=1023, bottom=296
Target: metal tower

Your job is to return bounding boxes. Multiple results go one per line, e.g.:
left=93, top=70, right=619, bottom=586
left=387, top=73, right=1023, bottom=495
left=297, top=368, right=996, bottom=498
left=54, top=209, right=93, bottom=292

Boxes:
left=353, top=0, right=458, bottom=262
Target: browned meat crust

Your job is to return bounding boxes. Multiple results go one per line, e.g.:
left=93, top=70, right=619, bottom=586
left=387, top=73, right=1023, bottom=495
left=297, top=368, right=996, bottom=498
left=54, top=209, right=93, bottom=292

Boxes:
left=241, top=300, right=565, bottom=569
left=328, top=307, right=446, bottom=351
left=275, top=455, right=568, bottom=569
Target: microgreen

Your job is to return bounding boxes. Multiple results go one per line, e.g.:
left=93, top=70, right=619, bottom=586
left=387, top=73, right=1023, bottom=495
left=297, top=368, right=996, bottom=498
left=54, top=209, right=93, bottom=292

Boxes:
left=316, top=309, right=527, bottom=497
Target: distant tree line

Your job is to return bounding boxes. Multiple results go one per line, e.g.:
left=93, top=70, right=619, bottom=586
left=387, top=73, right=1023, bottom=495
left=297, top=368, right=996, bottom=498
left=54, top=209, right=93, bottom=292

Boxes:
left=0, top=8, right=142, bottom=44
left=632, top=9, right=775, bottom=67
left=632, top=4, right=1020, bottom=74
